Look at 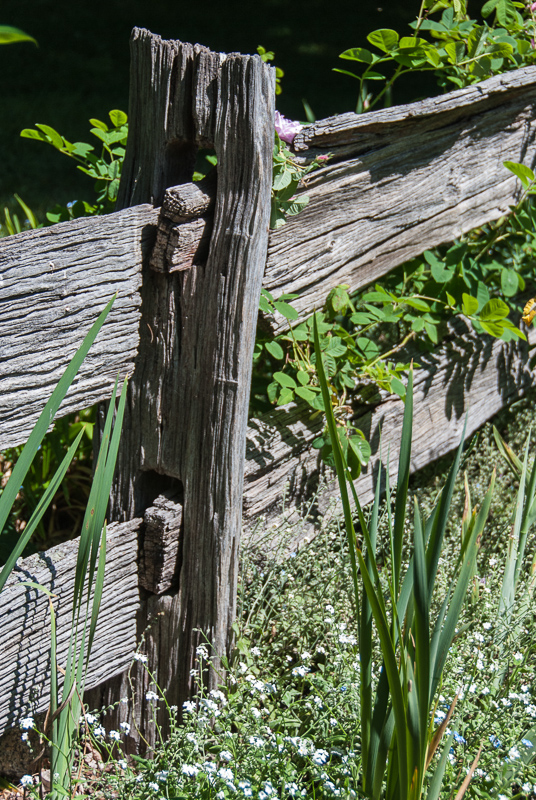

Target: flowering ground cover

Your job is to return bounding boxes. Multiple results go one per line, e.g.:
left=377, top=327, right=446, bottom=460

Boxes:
left=14, top=389, right=536, bottom=800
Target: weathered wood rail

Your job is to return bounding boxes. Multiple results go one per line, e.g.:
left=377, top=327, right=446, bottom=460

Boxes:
left=1, top=30, right=536, bottom=769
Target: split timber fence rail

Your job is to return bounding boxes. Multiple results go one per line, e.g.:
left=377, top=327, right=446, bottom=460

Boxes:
left=2, top=27, right=536, bottom=761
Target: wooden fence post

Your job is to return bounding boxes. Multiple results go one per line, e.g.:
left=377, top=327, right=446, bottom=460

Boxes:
left=85, top=29, right=274, bottom=749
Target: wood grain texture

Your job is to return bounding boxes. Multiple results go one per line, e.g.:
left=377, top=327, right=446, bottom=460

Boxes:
left=263, top=67, right=536, bottom=333
left=293, top=67, right=536, bottom=152
left=139, top=490, right=183, bottom=594
left=0, top=519, right=140, bottom=733
left=87, top=31, right=275, bottom=749
left=243, top=318, right=536, bottom=541
left=0, top=205, right=157, bottom=450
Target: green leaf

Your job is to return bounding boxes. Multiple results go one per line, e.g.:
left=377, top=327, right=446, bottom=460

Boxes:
left=0, top=25, right=37, bottom=45
left=479, top=297, right=509, bottom=321
left=480, top=319, right=507, bottom=337
left=357, top=337, right=380, bottom=359
left=273, top=300, right=299, bottom=321
left=35, top=124, right=64, bottom=150
left=462, top=293, right=479, bottom=316
left=447, top=41, right=466, bottom=64
left=109, top=109, right=128, bottom=127
left=326, top=285, right=350, bottom=314
left=20, top=128, right=48, bottom=142
left=367, top=29, right=400, bottom=52
left=278, top=387, right=295, bottom=405
left=273, top=169, right=293, bottom=191
left=348, top=434, right=371, bottom=465
left=326, top=337, right=347, bottom=357
left=504, top=160, right=535, bottom=188
left=265, top=341, right=285, bottom=360
left=295, top=386, right=318, bottom=405
left=267, top=381, right=279, bottom=403
left=501, top=268, right=519, bottom=297
left=339, top=47, right=375, bottom=63
left=296, top=370, right=310, bottom=386
left=273, top=371, right=297, bottom=389
left=391, top=377, right=406, bottom=398
left=424, top=320, right=439, bottom=343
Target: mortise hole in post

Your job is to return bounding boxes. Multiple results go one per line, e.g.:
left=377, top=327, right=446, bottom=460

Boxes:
left=136, top=471, right=183, bottom=512
left=163, top=140, right=197, bottom=194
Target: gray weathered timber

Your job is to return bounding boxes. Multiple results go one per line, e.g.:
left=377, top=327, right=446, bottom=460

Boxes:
left=139, top=490, right=183, bottom=594
left=150, top=175, right=216, bottom=273
left=243, top=318, right=536, bottom=539
left=86, top=30, right=275, bottom=750
left=0, top=205, right=157, bottom=450
left=0, top=519, right=140, bottom=734
left=263, top=67, right=536, bottom=333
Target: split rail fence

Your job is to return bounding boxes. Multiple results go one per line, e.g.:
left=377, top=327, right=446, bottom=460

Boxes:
left=1, top=28, right=536, bottom=766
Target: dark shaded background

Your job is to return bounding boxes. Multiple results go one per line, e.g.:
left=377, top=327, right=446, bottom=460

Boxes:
left=1, top=0, right=433, bottom=213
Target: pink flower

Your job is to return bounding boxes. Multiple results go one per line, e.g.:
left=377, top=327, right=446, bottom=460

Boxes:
left=531, top=1, right=536, bottom=9
left=274, top=111, right=302, bottom=145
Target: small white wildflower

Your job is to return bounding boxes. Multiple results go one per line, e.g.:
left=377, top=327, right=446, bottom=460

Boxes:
left=93, top=725, right=105, bottom=737
left=148, top=782, right=159, bottom=791
left=133, top=653, right=148, bottom=662
left=21, top=732, right=28, bottom=742
left=120, top=696, right=129, bottom=704
left=301, top=651, right=312, bottom=661
left=146, top=691, right=160, bottom=702
left=249, top=735, right=265, bottom=747
left=238, top=779, right=253, bottom=797
left=513, top=651, right=523, bottom=661
left=220, top=750, right=233, bottom=762
left=156, top=770, right=169, bottom=782
left=182, top=764, right=200, bottom=776
left=251, top=646, right=261, bottom=656
left=196, top=645, right=209, bottom=659
left=120, top=721, right=131, bottom=734
left=20, top=717, right=34, bottom=730
left=483, top=622, right=492, bottom=630
left=117, top=759, right=127, bottom=770
left=183, top=700, right=196, bottom=713
left=186, top=732, right=197, bottom=743
left=218, top=767, right=234, bottom=781
left=20, top=775, right=33, bottom=787
left=509, top=746, right=521, bottom=760
left=109, top=730, right=121, bottom=741
left=239, top=661, right=248, bottom=673
left=292, top=665, right=310, bottom=678
left=251, top=707, right=262, bottom=718
left=312, top=749, right=329, bottom=765
left=338, top=633, right=357, bottom=645
left=523, top=783, right=532, bottom=793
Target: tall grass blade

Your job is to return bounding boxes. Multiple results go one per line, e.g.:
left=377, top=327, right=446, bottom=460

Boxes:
left=314, top=315, right=409, bottom=800
left=0, top=294, right=116, bottom=536
left=430, top=472, right=494, bottom=695
left=392, top=368, right=413, bottom=597
left=426, top=732, right=455, bottom=800
left=0, top=430, right=84, bottom=592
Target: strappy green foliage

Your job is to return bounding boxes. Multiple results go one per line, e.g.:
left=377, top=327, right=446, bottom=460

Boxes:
left=313, top=313, right=495, bottom=800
